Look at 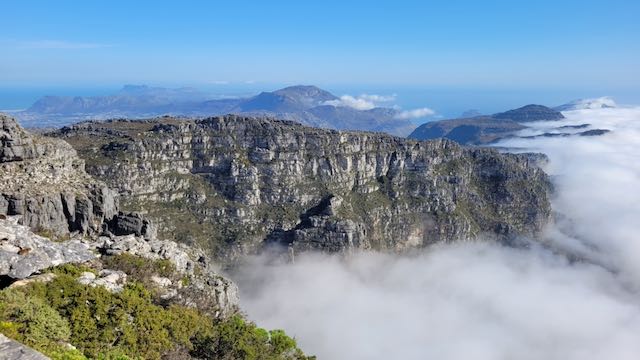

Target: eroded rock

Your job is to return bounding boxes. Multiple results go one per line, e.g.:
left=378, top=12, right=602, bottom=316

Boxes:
left=0, top=216, right=96, bottom=279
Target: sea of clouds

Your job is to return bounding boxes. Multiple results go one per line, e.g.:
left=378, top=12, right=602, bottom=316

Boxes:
left=233, top=105, right=640, bottom=360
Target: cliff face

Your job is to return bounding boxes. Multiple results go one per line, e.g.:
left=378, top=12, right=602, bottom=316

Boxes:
left=55, top=115, right=552, bottom=263
left=0, top=113, right=239, bottom=315
left=1, top=114, right=118, bottom=237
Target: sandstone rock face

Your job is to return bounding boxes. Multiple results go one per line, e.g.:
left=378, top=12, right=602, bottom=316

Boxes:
left=0, top=216, right=96, bottom=279
left=55, top=116, right=552, bottom=263
left=1, top=114, right=118, bottom=237
left=1, top=114, right=239, bottom=319
left=1, top=115, right=39, bottom=162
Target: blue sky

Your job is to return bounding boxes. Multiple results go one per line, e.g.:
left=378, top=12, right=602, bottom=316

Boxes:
left=1, top=0, right=639, bottom=113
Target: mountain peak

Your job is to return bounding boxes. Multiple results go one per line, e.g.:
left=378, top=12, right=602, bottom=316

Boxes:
left=272, top=85, right=338, bottom=102
left=493, top=104, right=565, bottom=122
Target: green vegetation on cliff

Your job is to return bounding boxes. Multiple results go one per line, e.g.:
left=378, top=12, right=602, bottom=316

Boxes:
left=0, top=263, right=312, bottom=360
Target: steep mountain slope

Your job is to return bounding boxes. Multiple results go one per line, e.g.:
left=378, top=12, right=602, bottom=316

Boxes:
left=54, top=115, right=552, bottom=264
left=409, top=104, right=565, bottom=145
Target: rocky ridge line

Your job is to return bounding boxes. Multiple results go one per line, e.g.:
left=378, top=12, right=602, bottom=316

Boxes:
left=54, top=115, right=553, bottom=264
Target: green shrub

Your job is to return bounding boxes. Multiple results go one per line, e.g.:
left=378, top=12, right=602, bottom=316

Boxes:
left=0, top=289, right=70, bottom=345
left=102, top=253, right=176, bottom=278
left=1, top=263, right=311, bottom=360
left=48, top=263, right=97, bottom=277
left=0, top=289, right=72, bottom=356
left=191, top=315, right=311, bottom=360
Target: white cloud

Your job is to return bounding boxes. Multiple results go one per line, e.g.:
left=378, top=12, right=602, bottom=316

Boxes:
left=557, top=97, right=617, bottom=111
left=232, top=106, right=640, bottom=359
left=323, top=95, right=377, bottom=110
left=358, top=94, right=396, bottom=103
left=236, top=243, right=640, bottom=360
left=394, top=107, right=435, bottom=119
left=496, top=107, right=640, bottom=279
left=323, top=93, right=397, bottom=110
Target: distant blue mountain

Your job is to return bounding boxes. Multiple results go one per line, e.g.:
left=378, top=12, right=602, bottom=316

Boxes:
left=15, top=85, right=416, bottom=136
left=408, top=105, right=566, bottom=144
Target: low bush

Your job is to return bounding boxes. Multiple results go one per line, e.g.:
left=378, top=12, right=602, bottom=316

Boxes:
left=0, top=263, right=312, bottom=359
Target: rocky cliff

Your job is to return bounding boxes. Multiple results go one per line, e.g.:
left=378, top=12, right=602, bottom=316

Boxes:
left=54, top=115, right=552, bottom=264
left=0, top=114, right=239, bottom=316
left=0, top=114, right=313, bottom=359
left=1, top=114, right=120, bottom=238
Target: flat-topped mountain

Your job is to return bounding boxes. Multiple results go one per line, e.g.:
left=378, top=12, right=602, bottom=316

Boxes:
left=409, top=104, right=566, bottom=145
left=16, top=85, right=417, bottom=136
left=53, top=115, right=552, bottom=264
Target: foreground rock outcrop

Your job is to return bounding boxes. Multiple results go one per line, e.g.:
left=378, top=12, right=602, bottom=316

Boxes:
left=1, top=114, right=118, bottom=237
left=0, top=215, right=238, bottom=317
left=54, top=115, right=552, bottom=263
left=1, top=114, right=239, bottom=315
left=0, top=334, right=49, bottom=360
left=0, top=216, right=95, bottom=279
left=0, top=114, right=311, bottom=359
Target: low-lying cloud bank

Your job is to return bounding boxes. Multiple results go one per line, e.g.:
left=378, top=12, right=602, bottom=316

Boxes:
left=233, top=106, right=640, bottom=360
left=323, top=93, right=435, bottom=119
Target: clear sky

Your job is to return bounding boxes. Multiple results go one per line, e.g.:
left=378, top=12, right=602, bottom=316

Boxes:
left=1, top=0, right=639, bottom=92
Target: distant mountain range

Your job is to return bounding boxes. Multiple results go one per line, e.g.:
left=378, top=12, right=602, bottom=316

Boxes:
left=14, top=85, right=417, bottom=136
left=409, top=100, right=614, bottom=145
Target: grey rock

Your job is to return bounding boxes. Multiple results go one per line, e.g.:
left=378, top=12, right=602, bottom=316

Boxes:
left=151, top=275, right=172, bottom=287
left=90, top=269, right=127, bottom=292
left=1, top=114, right=39, bottom=162
left=1, top=114, right=119, bottom=237
left=93, top=232, right=239, bottom=316
left=0, top=216, right=96, bottom=279
left=0, top=334, right=49, bottom=360
left=76, top=271, right=96, bottom=285
left=107, top=212, right=156, bottom=240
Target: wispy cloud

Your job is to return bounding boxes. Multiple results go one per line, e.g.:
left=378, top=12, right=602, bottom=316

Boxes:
left=13, top=39, right=113, bottom=49
left=358, top=94, right=396, bottom=103
left=394, top=107, right=435, bottom=119
left=324, top=95, right=376, bottom=110
left=323, top=93, right=397, bottom=110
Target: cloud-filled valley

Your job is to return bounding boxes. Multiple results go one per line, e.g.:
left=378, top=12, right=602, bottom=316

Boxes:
left=234, top=106, right=640, bottom=360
